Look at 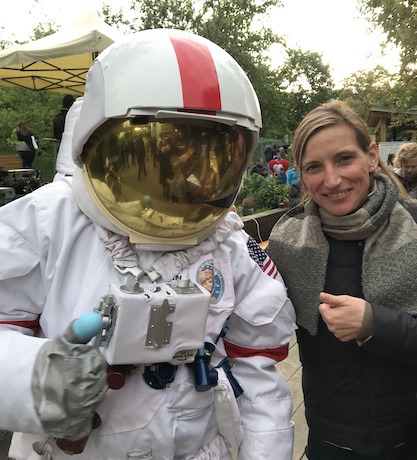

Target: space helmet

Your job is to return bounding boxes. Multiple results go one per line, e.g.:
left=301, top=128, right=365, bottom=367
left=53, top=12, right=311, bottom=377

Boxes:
left=72, top=29, right=261, bottom=246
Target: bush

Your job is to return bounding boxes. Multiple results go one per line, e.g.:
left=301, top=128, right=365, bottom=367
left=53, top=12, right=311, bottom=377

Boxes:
left=32, top=153, right=55, bottom=182
left=235, top=173, right=290, bottom=216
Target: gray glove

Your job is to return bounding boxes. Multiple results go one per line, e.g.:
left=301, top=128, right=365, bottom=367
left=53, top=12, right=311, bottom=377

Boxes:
left=31, top=312, right=108, bottom=440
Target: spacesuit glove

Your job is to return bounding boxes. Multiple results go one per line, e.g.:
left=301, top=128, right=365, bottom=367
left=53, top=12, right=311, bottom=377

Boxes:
left=31, top=312, right=108, bottom=440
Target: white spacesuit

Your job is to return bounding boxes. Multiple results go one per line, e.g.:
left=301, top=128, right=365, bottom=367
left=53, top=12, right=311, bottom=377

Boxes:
left=53, top=96, right=83, bottom=181
left=0, top=29, right=296, bottom=460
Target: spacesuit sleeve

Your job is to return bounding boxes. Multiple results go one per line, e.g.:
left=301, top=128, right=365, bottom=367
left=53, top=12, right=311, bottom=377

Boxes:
left=224, top=236, right=297, bottom=460
left=0, top=197, right=50, bottom=434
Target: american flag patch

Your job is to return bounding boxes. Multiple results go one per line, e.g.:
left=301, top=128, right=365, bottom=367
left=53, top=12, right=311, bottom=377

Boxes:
left=247, top=236, right=279, bottom=279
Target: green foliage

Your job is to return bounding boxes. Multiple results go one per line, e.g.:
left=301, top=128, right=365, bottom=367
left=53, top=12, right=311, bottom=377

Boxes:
left=358, top=0, right=417, bottom=72
left=339, top=65, right=398, bottom=131
left=235, top=173, right=289, bottom=216
left=277, top=48, right=337, bottom=131
left=0, top=87, right=61, bottom=159
left=2, top=0, right=416, bottom=179
left=0, top=0, right=337, bottom=154
left=358, top=0, right=417, bottom=128
left=131, top=0, right=196, bottom=30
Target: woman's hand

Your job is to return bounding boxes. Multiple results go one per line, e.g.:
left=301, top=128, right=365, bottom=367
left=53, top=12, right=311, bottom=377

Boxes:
left=319, top=292, right=373, bottom=342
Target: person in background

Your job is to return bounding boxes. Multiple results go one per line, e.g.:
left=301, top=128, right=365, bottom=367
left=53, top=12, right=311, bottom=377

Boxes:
left=278, top=146, right=286, bottom=158
left=158, top=136, right=174, bottom=198
left=250, top=158, right=264, bottom=175
left=0, top=29, right=296, bottom=460
left=269, top=159, right=288, bottom=184
left=53, top=95, right=76, bottom=143
left=272, top=147, right=282, bottom=161
left=393, top=142, right=417, bottom=198
left=268, top=100, right=417, bottom=460
left=16, top=121, right=38, bottom=169
left=277, top=165, right=287, bottom=184
left=260, top=167, right=269, bottom=178
left=263, top=143, right=274, bottom=171
left=287, top=163, right=300, bottom=185
left=386, top=153, right=395, bottom=169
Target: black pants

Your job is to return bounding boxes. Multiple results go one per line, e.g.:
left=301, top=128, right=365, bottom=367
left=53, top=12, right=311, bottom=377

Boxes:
left=305, top=435, right=415, bottom=460
left=19, top=151, right=35, bottom=169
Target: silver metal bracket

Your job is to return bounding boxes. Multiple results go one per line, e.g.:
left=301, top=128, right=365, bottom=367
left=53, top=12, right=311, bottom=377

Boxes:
left=146, top=299, right=175, bottom=348
left=94, top=294, right=118, bottom=347
left=120, top=272, right=144, bottom=294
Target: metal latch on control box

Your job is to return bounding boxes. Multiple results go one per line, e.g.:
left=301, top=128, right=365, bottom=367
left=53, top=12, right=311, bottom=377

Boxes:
left=94, top=294, right=176, bottom=349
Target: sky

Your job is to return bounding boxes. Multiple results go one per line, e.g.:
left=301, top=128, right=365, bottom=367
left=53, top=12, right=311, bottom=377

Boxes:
left=273, top=0, right=400, bottom=86
left=1, top=0, right=400, bottom=88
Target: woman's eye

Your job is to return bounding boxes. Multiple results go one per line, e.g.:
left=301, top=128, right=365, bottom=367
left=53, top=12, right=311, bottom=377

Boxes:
left=304, top=164, right=321, bottom=173
left=339, top=155, right=353, bottom=164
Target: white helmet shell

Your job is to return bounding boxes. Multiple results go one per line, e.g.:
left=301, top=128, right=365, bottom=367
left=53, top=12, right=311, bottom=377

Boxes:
left=71, top=29, right=262, bottom=247
left=72, top=29, right=261, bottom=165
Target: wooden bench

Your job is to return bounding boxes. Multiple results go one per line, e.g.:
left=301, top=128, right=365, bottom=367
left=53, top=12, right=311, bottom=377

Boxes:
left=0, top=154, right=22, bottom=170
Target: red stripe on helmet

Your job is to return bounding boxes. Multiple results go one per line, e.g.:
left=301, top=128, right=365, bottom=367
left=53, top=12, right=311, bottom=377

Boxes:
left=169, top=35, right=221, bottom=111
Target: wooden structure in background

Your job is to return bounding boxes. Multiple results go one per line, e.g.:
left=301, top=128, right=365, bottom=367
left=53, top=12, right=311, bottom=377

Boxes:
left=367, top=106, right=417, bottom=143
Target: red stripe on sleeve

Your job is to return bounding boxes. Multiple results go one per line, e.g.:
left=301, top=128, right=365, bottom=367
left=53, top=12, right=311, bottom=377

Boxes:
left=169, top=35, right=221, bottom=111
left=224, top=340, right=289, bottom=363
left=0, top=319, right=40, bottom=334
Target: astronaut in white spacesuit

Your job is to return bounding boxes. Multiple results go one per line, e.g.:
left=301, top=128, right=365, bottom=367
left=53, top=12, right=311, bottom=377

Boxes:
left=0, top=29, right=296, bottom=460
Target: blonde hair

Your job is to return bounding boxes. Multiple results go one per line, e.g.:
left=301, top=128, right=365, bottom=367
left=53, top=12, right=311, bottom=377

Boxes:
left=292, top=100, right=410, bottom=202
left=393, top=143, right=417, bottom=168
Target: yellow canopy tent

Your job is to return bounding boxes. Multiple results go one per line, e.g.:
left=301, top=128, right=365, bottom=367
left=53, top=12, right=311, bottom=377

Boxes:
left=0, top=14, right=123, bottom=95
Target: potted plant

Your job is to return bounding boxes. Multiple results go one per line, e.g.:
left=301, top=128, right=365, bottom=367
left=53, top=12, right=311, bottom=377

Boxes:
left=235, top=174, right=290, bottom=242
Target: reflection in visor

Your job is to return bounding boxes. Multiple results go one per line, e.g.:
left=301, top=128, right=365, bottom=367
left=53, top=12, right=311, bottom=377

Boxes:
left=82, top=117, right=252, bottom=241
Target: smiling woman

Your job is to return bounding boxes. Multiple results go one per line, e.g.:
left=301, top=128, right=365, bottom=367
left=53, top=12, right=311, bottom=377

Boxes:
left=267, top=100, right=417, bottom=460
left=291, top=100, right=409, bottom=209
left=300, top=124, right=378, bottom=216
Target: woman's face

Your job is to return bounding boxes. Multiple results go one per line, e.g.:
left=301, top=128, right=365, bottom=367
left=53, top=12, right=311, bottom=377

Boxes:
left=301, top=124, right=378, bottom=216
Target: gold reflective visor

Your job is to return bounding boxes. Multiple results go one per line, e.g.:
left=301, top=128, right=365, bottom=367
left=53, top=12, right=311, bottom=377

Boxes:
left=81, top=117, right=252, bottom=242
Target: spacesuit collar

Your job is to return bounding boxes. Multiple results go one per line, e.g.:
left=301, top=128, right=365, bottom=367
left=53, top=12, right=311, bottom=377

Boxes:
left=150, top=212, right=244, bottom=281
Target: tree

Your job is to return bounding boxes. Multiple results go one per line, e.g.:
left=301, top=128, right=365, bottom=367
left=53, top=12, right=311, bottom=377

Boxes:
left=0, top=86, right=61, bottom=156
left=277, top=48, right=336, bottom=132
left=128, top=0, right=196, bottom=30
left=0, top=21, right=62, bottom=157
left=358, top=0, right=417, bottom=75
left=358, top=0, right=417, bottom=135
left=339, top=65, right=397, bottom=120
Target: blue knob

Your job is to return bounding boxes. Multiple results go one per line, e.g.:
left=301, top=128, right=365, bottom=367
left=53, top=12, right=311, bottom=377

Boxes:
left=73, top=312, right=103, bottom=343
